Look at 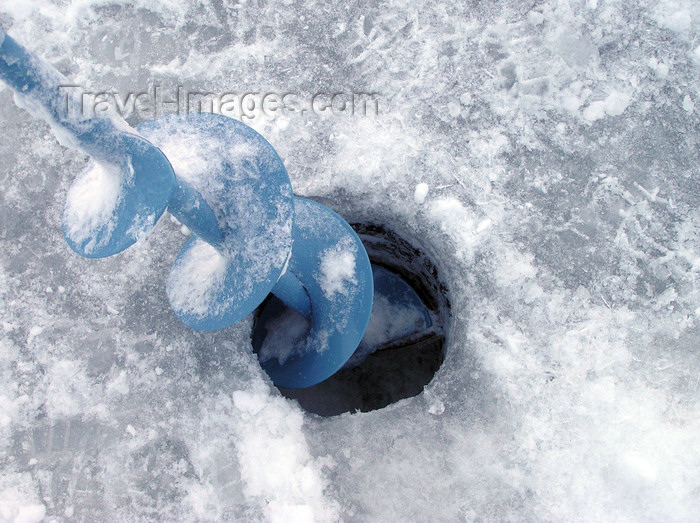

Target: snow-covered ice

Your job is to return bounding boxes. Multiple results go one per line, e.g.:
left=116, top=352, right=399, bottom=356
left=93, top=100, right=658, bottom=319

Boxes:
left=1, top=0, right=699, bottom=520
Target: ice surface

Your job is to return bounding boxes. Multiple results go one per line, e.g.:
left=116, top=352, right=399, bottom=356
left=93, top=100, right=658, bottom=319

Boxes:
left=1, top=0, right=699, bottom=520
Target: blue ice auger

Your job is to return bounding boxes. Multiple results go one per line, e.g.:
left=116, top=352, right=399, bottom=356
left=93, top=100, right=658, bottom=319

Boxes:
left=0, top=28, right=374, bottom=388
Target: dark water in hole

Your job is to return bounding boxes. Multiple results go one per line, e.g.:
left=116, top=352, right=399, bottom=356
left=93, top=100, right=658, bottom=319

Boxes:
left=279, top=333, right=445, bottom=416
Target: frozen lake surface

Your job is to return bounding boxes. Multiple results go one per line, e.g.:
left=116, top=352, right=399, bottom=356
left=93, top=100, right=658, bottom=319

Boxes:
left=1, top=0, right=699, bottom=520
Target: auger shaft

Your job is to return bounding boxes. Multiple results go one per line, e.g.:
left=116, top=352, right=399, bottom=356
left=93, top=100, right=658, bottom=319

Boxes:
left=0, top=30, right=135, bottom=165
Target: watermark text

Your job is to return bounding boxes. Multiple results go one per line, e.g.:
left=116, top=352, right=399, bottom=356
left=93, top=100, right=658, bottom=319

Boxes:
left=58, top=85, right=380, bottom=120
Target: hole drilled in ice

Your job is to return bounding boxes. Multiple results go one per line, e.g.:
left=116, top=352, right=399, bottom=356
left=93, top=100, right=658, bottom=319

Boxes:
left=274, top=224, right=450, bottom=416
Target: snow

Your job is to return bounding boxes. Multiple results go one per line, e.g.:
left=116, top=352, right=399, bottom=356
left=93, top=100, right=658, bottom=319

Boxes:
left=167, top=239, right=229, bottom=318
left=317, top=239, right=357, bottom=299
left=1, top=0, right=700, bottom=520
left=649, top=57, right=670, bottom=79
left=230, top=389, right=339, bottom=521
left=13, top=504, right=45, bottom=523
left=583, top=100, right=606, bottom=122
left=413, top=182, right=429, bottom=205
left=63, top=160, right=123, bottom=253
left=604, top=91, right=631, bottom=117
left=258, top=307, right=310, bottom=365
left=0, top=474, right=45, bottom=523
left=157, top=135, right=212, bottom=184
left=682, top=94, right=694, bottom=112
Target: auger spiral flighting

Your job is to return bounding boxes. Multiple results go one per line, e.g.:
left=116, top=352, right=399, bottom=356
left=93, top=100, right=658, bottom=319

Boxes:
left=0, top=28, right=374, bottom=388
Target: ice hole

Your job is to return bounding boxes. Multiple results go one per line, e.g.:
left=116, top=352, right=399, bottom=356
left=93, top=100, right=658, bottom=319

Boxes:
left=256, top=224, right=451, bottom=416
